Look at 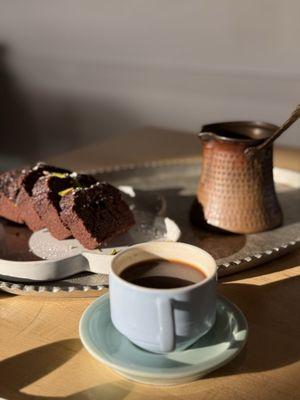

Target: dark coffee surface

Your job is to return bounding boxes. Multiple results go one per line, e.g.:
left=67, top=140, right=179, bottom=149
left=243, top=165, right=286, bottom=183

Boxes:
left=120, top=259, right=206, bottom=289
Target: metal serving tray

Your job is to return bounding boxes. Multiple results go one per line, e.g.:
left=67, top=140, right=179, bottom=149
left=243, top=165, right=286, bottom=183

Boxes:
left=0, top=158, right=299, bottom=296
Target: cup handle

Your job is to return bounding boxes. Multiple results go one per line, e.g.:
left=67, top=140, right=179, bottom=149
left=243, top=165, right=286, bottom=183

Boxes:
left=157, top=298, right=175, bottom=352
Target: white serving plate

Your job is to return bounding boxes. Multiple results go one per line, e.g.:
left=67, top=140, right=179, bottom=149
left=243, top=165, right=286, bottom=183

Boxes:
left=0, top=186, right=180, bottom=282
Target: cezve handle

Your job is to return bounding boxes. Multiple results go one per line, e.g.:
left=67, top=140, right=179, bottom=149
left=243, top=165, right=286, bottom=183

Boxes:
left=245, top=104, right=300, bottom=156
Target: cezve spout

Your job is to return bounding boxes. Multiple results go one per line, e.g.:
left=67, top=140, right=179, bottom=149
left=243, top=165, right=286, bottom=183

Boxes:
left=198, top=131, right=214, bottom=141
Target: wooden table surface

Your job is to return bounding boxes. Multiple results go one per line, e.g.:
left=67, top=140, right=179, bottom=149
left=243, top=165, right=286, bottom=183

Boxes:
left=1, top=129, right=300, bottom=400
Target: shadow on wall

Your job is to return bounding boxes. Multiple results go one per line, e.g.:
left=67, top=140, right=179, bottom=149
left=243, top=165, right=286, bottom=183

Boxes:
left=0, top=45, right=38, bottom=168
left=29, top=92, right=141, bottom=162
left=0, top=44, right=141, bottom=167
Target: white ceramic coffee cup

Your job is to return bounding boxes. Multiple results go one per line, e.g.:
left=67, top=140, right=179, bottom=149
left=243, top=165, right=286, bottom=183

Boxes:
left=109, top=241, right=217, bottom=353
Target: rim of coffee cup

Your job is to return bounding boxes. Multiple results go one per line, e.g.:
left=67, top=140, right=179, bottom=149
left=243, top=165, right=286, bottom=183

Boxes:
left=110, top=241, right=217, bottom=293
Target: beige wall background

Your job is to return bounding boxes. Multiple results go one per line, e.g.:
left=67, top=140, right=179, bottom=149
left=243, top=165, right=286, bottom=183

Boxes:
left=0, top=0, right=299, bottom=164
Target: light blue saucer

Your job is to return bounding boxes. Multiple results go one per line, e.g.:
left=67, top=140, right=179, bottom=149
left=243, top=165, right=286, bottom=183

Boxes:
left=79, top=293, right=248, bottom=385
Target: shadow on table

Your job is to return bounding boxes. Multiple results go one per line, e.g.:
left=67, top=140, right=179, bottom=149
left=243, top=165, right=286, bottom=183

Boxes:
left=0, top=339, right=132, bottom=399
left=207, top=274, right=300, bottom=379
left=0, top=339, right=79, bottom=399
left=0, top=290, right=16, bottom=299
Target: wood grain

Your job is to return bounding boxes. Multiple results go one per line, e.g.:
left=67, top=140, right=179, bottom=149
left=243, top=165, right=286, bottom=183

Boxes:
left=0, top=129, right=299, bottom=399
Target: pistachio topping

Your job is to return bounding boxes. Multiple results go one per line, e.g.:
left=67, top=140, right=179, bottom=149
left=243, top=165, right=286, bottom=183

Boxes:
left=49, top=172, right=69, bottom=179
left=58, top=187, right=74, bottom=197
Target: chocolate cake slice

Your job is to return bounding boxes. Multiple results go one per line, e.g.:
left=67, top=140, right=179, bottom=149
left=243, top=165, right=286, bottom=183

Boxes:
left=0, top=168, right=29, bottom=224
left=16, top=162, right=71, bottom=231
left=32, top=172, right=97, bottom=240
left=60, top=182, right=135, bottom=249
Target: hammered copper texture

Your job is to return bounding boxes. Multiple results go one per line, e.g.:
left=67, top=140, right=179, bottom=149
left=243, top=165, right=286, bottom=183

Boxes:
left=197, top=124, right=283, bottom=233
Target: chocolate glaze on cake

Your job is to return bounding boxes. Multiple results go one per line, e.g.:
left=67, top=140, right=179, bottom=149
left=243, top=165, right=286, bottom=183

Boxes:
left=60, top=182, right=135, bottom=250
left=16, top=162, right=71, bottom=231
left=32, top=173, right=97, bottom=240
left=0, top=168, right=29, bottom=224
